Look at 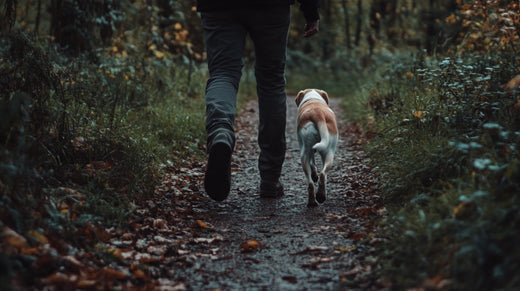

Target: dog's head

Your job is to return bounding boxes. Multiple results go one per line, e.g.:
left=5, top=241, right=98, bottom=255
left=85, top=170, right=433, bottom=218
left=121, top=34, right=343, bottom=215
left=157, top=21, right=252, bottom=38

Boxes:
left=295, top=89, right=329, bottom=106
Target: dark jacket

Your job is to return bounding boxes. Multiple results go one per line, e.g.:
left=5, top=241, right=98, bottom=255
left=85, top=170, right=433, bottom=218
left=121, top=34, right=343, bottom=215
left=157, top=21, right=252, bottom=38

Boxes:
left=196, top=0, right=320, bottom=23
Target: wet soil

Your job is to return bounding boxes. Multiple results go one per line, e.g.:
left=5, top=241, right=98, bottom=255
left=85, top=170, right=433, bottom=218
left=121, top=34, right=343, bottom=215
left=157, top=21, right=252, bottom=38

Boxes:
left=142, top=97, right=386, bottom=290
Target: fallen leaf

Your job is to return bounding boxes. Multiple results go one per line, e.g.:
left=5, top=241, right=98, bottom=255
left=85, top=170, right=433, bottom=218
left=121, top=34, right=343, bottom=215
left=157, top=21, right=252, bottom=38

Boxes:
left=135, top=252, right=152, bottom=261
left=62, top=255, right=83, bottom=271
left=504, top=75, right=520, bottom=92
left=453, top=201, right=476, bottom=219
left=20, top=247, right=40, bottom=256
left=121, top=233, right=133, bottom=240
left=154, top=50, right=165, bottom=58
left=335, top=245, right=357, bottom=253
left=154, top=235, right=175, bottom=244
left=195, top=220, right=207, bottom=228
left=423, top=275, right=452, bottom=289
left=413, top=110, right=425, bottom=119
left=147, top=245, right=167, bottom=256
left=156, top=282, right=187, bottom=291
left=240, top=240, right=262, bottom=252
left=108, top=247, right=124, bottom=259
left=45, top=272, right=77, bottom=285
left=153, top=219, right=168, bottom=229
left=121, top=251, right=134, bottom=260
left=77, top=280, right=97, bottom=288
left=193, top=234, right=224, bottom=244
left=346, top=264, right=372, bottom=276
left=2, top=226, right=28, bottom=249
left=84, top=224, right=111, bottom=242
left=103, top=267, right=128, bottom=280
left=133, top=268, right=148, bottom=280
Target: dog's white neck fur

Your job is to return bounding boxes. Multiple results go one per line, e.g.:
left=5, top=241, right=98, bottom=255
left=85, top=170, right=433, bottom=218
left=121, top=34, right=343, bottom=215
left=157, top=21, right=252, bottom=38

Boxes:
left=299, top=90, right=327, bottom=108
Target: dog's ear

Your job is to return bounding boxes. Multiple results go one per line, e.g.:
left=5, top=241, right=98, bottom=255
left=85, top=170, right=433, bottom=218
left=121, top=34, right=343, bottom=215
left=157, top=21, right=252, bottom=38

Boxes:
left=295, top=90, right=305, bottom=106
left=316, top=89, right=329, bottom=104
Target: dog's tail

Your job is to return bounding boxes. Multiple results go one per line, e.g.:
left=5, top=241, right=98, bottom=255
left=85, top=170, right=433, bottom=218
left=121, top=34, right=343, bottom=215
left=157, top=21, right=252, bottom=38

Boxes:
left=312, top=121, right=329, bottom=154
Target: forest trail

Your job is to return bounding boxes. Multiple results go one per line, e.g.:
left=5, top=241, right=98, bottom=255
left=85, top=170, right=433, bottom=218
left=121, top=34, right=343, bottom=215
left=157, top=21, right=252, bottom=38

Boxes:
left=125, top=97, right=386, bottom=290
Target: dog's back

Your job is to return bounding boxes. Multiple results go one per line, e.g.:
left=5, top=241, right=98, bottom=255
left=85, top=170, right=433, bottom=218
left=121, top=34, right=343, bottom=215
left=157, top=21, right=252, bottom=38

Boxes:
left=297, top=97, right=338, bottom=156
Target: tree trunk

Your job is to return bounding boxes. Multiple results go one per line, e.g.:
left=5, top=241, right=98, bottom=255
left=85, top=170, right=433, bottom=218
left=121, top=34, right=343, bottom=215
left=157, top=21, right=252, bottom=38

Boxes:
left=321, top=0, right=332, bottom=60
left=342, top=0, right=351, bottom=49
left=2, top=0, right=17, bottom=32
left=35, top=0, right=42, bottom=33
left=354, top=0, right=362, bottom=46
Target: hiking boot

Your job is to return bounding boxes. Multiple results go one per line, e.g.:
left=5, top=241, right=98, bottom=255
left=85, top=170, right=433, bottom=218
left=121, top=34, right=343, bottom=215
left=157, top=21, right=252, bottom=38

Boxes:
left=204, top=140, right=232, bottom=201
left=259, top=179, right=284, bottom=198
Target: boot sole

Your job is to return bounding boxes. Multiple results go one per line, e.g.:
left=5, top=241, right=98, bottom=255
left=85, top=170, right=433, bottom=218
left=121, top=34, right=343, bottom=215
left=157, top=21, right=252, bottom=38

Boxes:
left=204, top=143, right=232, bottom=201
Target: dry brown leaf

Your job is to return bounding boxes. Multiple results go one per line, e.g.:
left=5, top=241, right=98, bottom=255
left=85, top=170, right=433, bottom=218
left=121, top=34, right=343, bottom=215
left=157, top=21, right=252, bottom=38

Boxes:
left=62, top=255, right=83, bottom=271
left=133, top=268, right=148, bottom=280
left=21, top=247, right=40, bottom=256
left=103, top=267, right=128, bottom=280
left=121, top=233, right=133, bottom=240
left=107, top=247, right=123, bottom=259
left=413, top=110, right=425, bottom=119
left=77, top=279, right=97, bottom=288
left=2, top=226, right=28, bottom=249
left=423, top=275, right=452, bottom=289
left=335, top=245, right=357, bottom=253
left=195, top=220, right=207, bottom=228
left=45, top=272, right=77, bottom=285
left=153, top=219, right=168, bottom=229
left=453, top=201, right=476, bottom=219
left=504, top=75, right=520, bottom=92
left=240, top=240, right=262, bottom=252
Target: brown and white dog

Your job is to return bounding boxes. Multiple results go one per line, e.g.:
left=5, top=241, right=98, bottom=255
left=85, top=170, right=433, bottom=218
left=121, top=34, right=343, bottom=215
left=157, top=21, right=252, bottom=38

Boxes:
left=295, top=89, right=338, bottom=207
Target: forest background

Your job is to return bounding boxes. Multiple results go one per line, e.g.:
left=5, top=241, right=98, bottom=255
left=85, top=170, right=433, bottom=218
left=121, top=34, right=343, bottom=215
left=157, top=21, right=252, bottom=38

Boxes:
left=1, top=0, right=519, bottom=289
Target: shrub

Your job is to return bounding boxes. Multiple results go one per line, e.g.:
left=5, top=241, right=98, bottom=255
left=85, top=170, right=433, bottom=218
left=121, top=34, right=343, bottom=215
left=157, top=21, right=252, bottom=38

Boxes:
left=368, top=50, right=520, bottom=289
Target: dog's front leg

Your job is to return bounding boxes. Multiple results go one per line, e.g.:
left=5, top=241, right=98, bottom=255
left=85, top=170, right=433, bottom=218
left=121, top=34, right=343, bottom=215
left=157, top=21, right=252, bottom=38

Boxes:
left=307, top=182, right=317, bottom=207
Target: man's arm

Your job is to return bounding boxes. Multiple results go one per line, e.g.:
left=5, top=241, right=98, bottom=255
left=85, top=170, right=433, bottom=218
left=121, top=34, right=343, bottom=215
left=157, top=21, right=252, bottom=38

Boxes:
left=298, top=0, right=320, bottom=37
left=304, top=20, right=319, bottom=37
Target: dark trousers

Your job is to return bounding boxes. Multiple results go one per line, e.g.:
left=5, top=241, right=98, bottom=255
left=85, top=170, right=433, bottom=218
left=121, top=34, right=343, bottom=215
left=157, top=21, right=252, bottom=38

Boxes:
left=201, top=7, right=290, bottom=181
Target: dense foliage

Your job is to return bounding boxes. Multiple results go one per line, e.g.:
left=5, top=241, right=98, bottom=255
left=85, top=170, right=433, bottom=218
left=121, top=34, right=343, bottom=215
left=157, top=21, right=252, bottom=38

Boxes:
left=0, top=1, right=206, bottom=288
left=364, top=1, right=520, bottom=289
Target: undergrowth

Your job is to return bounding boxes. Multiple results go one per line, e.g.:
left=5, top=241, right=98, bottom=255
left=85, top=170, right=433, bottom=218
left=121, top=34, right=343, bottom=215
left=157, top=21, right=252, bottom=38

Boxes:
left=365, top=50, right=520, bottom=289
left=0, top=30, right=206, bottom=288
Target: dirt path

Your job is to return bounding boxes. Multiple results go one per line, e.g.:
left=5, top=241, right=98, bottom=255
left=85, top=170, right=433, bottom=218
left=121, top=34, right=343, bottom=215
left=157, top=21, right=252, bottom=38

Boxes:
left=131, top=97, right=385, bottom=290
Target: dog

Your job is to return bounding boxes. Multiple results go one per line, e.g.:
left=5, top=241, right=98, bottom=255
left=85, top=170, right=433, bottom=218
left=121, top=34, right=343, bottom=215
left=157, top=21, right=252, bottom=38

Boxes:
left=295, top=89, right=338, bottom=207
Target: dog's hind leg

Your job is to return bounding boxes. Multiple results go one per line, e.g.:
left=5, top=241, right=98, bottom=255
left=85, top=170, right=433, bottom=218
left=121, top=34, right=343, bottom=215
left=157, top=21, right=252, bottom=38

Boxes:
left=310, top=153, right=318, bottom=183
left=316, top=151, right=334, bottom=204
left=301, top=153, right=318, bottom=207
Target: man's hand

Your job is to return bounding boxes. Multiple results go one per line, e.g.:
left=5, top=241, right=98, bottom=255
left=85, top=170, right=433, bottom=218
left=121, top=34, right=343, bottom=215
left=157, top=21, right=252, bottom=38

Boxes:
left=303, top=20, right=319, bottom=37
